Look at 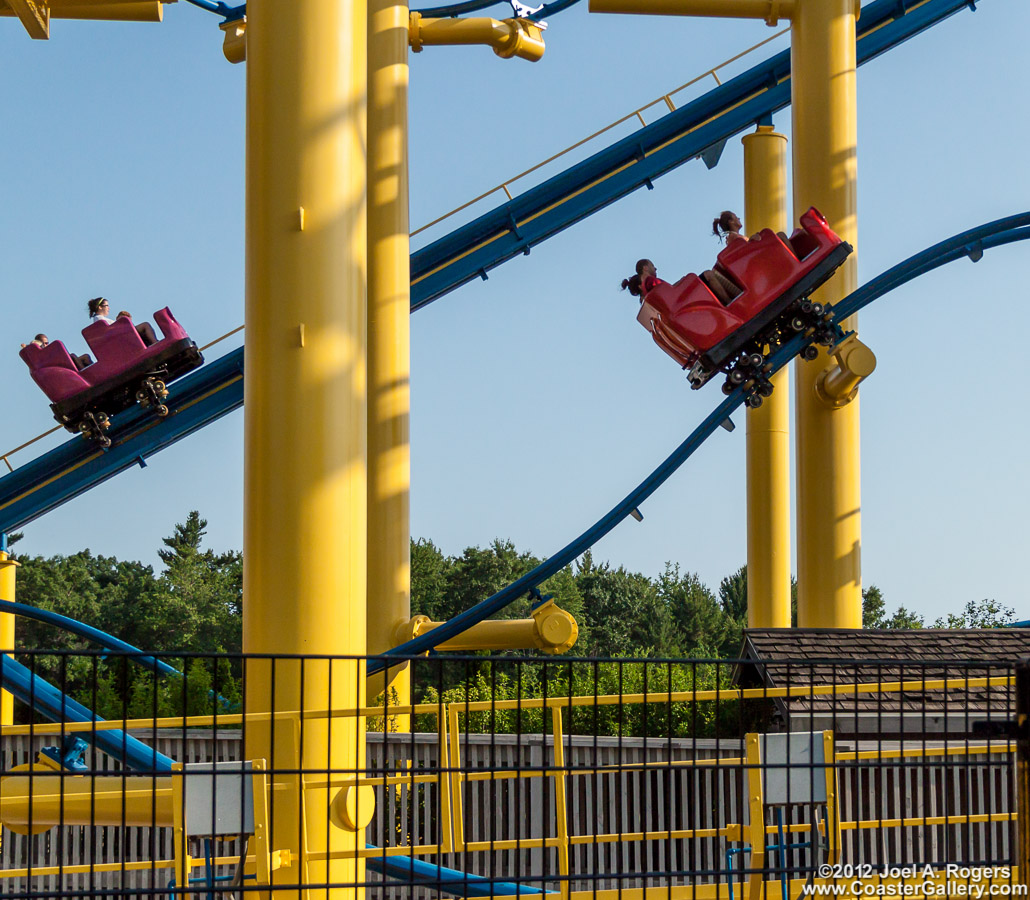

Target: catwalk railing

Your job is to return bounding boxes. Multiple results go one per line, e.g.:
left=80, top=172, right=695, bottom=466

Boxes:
left=0, top=653, right=1023, bottom=899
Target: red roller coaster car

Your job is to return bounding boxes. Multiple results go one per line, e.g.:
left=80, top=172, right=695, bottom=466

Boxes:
left=19, top=308, right=203, bottom=446
left=636, top=207, right=852, bottom=402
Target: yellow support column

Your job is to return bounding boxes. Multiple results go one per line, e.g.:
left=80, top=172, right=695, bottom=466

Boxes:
left=243, top=0, right=369, bottom=895
left=367, top=0, right=411, bottom=729
left=791, top=0, right=863, bottom=628
left=742, top=125, right=791, bottom=629
left=0, top=549, right=17, bottom=725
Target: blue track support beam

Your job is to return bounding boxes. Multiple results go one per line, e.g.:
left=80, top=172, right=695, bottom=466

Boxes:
left=408, top=0, right=981, bottom=311
left=0, top=654, right=175, bottom=772
left=0, top=0, right=991, bottom=536
left=365, top=846, right=552, bottom=896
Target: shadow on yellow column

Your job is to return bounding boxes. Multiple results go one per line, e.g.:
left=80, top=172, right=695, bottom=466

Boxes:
left=791, top=0, right=863, bottom=629
left=742, top=125, right=791, bottom=629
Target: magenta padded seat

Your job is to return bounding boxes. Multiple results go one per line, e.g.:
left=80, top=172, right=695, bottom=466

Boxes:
left=81, top=318, right=148, bottom=386
left=78, top=308, right=192, bottom=387
left=19, top=341, right=90, bottom=404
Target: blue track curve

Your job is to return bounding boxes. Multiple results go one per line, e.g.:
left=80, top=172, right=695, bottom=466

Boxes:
left=0, top=598, right=177, bottom=677
left=368, top=213, right=1030, bottom=672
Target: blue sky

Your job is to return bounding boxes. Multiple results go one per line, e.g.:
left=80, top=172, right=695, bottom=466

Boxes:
left=1, top=0, right=1027, bottom=624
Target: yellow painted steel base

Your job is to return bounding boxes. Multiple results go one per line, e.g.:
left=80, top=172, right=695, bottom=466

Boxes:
left=742, top=126, right=791, bottom=629
left=0, top=551, right=17, bottom=726
left=791, top=0, right=862, bottom=628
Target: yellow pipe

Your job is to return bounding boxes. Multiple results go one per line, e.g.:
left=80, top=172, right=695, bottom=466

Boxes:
left=742, top=125, right=791, bottom=629
left=588, top=0, right=793, bottom=24
left=243, top=0, right=369, bottom=894
left=367, top=0, right=412, bottom=730
left=0, top=1, right=166, bottom=21
left=815, top=333, right=876, bottom=406
left=192, top=9, right=547, bottom=63
left=398, top=599, right=578, bottom=654
left=0, top=773, right=173, bottom=834
left=791, top=0, right=862, bottom=628
left=0, top=551, right=17, bottom=725
left=408, top=13, right=545, bottom=61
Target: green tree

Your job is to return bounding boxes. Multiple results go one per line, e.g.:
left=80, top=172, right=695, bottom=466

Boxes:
left=576, top=555, right=669, bottom=657
left=719, top=565, right=747, bottom=624
left=410, top=538, right=449, bottom=621
left=862, top=585, right=923, bottom=629
left=862, top=584, right=887, bottom=628
left=933, top=598, right=1015, bottom=629
left=155, top=511, right=242, bottom=653
left=661, top=564, right=737, bottom=658
left=11, top=512, right=243, bottom=721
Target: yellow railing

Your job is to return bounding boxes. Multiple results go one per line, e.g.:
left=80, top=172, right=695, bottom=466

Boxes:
left=0, top=675, right=1018, bottom=892
left=410, top=27, right=789, bottom=239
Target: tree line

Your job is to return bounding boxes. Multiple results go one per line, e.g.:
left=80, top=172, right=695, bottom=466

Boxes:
left=3, top=512, right=1015, bottom=735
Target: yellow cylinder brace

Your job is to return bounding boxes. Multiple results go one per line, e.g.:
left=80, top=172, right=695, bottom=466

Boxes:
left=815, top=334, right=876, bottom=407
left=409, top=12, right=545, bottom=61
left=396, top=599, right=579, bottom=655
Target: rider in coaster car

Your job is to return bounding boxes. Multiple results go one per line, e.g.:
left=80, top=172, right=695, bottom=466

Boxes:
left=87, top=296, right=158, bottom=347
left=620, top=258, right=664, bottom=300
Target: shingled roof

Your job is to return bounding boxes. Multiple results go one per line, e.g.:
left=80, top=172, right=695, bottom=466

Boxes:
left=735, top=628, right=1029, bottom=736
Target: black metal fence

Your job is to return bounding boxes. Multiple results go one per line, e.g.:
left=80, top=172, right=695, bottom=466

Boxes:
left=0, top=652, right=1023, bottom=899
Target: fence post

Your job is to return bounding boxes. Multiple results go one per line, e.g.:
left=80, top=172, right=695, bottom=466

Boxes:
left=1016, top=661, right=1030, bottom=893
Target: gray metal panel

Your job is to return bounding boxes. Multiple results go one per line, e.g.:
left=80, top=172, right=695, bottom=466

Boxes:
left=760, top=732, right=827, bottom=806
left=183, top=760, right=254, bottom=837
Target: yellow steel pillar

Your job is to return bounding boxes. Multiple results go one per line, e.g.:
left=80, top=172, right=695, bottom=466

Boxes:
left=742, top=125, right=791, bottom=629
left=243, top=0, right=369, bottom=894
left=791, top=0, right=862, bottom=628
left=0, top=549, right=17, bottom=725
left=367, top=0, right=411, bottom=729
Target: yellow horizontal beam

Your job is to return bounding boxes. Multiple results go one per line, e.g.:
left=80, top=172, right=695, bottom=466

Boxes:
left=842, top=811, right=1016, bottom=832
left=570, top=827, right=726, bottom=845
left=0, top=853, right=244, bottom=880
left=4, top=0, right=48, bottom=37
left=401, top=600, right=578, bottom=653
left=837, top=743, right=1014, bottom=762
left=409, top=12, right=545, bottom=61
left=2, top=676, right=1012, bottom=736
left=450, top=674, right=1013, bottom=714
left=588, top=0, right=793, bottom=23
left=0, top=0, right=166, bottom=23
left=0, top=774, right=173, bottom=832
